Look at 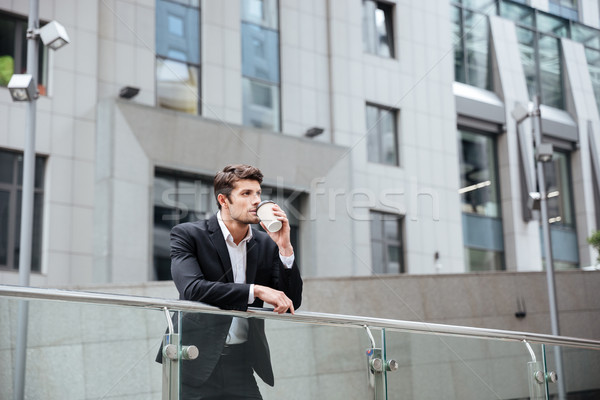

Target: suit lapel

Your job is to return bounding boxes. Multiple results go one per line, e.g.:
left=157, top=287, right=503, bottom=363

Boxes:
left=207, top=215, right=234, bottom=282
left=246, top=232, right=258, bottom=285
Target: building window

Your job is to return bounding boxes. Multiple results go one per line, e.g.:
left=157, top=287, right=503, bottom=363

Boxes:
left=548, top=0, right=578, bottom=21
left=497, top=3, right=567, bottom=108
left=458, top=129, right=505, bottom=271
left=241, top=0, right=281, bottom=132
left=155, top=0, right=201, bottom=115
left=370, top=212, right=404, bottom=274
left=366, top=104, right=399, bottom=166
left=153, top=168, right=302, bottom=280
left=362, top=0, right=395, bottom=58
left=451, top=3, right=492, bottom=90
left=0, top=11, right=49, bottom=94
left=0, top=149, right=45, bottom=272
left=543, top=150, right=579, bottom=269
left=516, top=27, right=564, bottom=109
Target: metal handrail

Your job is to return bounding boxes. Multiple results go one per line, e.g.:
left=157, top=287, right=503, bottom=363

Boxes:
left=1, top=284, right=600, bottom=350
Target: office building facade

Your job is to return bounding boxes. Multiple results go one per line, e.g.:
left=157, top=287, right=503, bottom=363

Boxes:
left=1, top=0, right=599, bottom=286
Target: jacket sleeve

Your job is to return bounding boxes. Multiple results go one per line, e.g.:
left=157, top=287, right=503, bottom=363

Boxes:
left=272, top=247, right=303, bottom=311
left=170, top=223, right=251, bottom=311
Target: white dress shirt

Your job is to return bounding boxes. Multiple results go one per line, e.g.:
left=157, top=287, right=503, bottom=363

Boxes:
left=217, top=211, right=294, bottom=344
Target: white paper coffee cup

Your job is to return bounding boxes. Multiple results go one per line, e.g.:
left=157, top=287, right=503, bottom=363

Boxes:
left=256, top=200, right=282, bottom=232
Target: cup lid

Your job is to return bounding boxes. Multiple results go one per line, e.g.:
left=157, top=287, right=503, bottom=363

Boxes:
left=257, top=200, right=275, bottom=209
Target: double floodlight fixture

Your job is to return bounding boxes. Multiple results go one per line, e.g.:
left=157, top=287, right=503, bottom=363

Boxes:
left=7, top=20, right=70, bottom=102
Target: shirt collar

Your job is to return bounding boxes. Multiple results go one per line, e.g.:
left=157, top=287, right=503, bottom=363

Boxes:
left=216, top=211, right=253, bottom=244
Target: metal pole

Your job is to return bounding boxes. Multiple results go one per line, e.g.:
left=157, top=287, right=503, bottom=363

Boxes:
left=531, top=95, right=566, bottom=400
left=14, top=0, right=39, bottom=399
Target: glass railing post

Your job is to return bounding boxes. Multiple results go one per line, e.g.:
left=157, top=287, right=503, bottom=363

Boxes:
left=365, top=327, right=398, bottom=400
left=162, top=331, right=180, bottom=400
left=527, top=361, right=547, bottom=399
left=524, top=341, right=546, bottom=399
left=161, top=310, right=198, bottom=400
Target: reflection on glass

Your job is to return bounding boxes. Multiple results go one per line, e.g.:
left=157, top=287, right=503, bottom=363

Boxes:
left=516, top=27, right=538, bottom=101
left=499, top=1, right=534, bottom=27
left=156, top=58, right=199, bottom=114
left=452, top=5, right=490, bottom=89
left=465, top=247, right=504, bottom=271
left=366, top=104, right=398, bottom=166
left=155, top=0, right=200, bottom=65
left=548, top=0, right=579, bottom=21
left=544, top=151, right=574, bottom=227
left=241, top=22, right=280, bottom=84
left=572, top=23, right=600, bottom=49
left=539, top=34, right=563, bottom=109
left=585, top=48, right=600, bottom=113
left=452, top=6, right=466, bottom=83
left=242, top=77, right=280, bottom=131
left=464, top=10, right=491, bottom=89
left=458, top=130, right=500, bottom=217
left=241, top=0, right=278, bottom=29
left=462, top=0, right=497, bottom=12
left=370, top=211, right=403, bottom=274
left=536, top=12, right=568, bottom=37
left=362, top=0, right=394, bottom=58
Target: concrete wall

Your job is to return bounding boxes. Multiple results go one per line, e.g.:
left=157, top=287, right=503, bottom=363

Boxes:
left=1, top=270, right=599, bottom=399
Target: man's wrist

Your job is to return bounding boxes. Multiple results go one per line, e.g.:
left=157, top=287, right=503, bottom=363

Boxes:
left=279, top=245, right=293, bottom=257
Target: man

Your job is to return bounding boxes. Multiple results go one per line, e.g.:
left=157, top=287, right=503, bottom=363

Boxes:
left=165, top=164, right=303, bottom=399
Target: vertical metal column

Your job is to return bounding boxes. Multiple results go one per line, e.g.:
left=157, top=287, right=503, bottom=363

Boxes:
left=531, top=96, right=566, bottom=400
left=14, top=1, right=39, bottom=399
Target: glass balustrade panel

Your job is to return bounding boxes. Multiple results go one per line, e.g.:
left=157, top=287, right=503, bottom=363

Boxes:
left=383, top=329, right=546, bottom=399
left=0, top=297, right=168, bottom=399
left=542, top=344, right=600, bottom=399
left=174, top=312, right=378, bottom=399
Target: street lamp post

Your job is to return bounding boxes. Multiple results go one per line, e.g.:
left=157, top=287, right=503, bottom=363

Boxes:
left=13, top=2, right=39, bottom=399
left=513, top=95, right=566, bottom=400
left=531, top=95, right=566, bottom=400
left=6, top=1, right=70, bottom=398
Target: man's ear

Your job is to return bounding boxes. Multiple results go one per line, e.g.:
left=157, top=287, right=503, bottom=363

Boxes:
left=217, top=193, right=228, bottom=209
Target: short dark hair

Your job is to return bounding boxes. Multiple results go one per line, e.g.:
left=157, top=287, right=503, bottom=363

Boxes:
left=214, top=164, right=263, bottom=209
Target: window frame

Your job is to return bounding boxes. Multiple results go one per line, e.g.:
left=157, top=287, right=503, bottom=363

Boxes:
left=451, top=3, right=493, bottom=90
left=362, top=0, right=396, bottom=58
left=241, top=0, right=282, bottom=132
left=369, top=211, right=404, bottom=274
left=0, top=148, right=45, bottom=273
left=0, top=10, right=49, bottom=94
left=365, top=103, right=399, bottom=167
left=457, top=126, right=506, bottom=271
left=152, top=167, right=302, bottom=280
left=155, top=0, right=202, bottom=115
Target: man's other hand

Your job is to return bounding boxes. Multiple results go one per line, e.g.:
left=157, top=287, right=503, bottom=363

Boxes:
left=254, top=285, right=295, bottom=314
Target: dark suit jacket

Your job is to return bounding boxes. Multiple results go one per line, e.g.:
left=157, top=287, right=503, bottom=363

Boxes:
left=159, top=215, right=303, bottom=388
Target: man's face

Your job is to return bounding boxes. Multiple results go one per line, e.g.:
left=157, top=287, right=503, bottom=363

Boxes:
left=222, top=179, right=261, bottom=224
